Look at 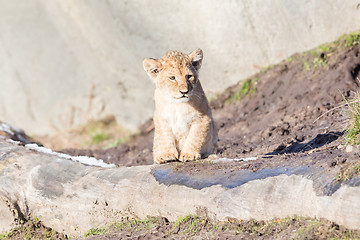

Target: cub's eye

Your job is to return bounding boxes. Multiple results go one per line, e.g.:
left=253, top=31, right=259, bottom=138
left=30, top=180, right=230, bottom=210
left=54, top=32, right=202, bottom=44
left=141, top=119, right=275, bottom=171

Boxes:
left=169, top=76, right=176, bottom=81
left=186, top=75, right=193, bottom=81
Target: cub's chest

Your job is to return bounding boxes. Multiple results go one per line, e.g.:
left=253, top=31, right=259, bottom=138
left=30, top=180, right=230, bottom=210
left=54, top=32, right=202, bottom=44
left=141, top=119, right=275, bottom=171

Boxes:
left=161, top=105, right=195, bottom=135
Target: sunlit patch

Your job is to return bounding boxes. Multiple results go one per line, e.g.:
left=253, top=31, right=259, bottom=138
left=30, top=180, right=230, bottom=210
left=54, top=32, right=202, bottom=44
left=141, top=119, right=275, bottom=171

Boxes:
left=25, top=143, right=115, bottom=168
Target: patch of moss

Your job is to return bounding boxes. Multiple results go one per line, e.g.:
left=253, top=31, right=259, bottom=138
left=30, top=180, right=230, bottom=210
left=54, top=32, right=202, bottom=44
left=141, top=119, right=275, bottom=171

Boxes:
left=0, top=218, right=67, bottom=240
left=84, top=225, right=107, bottom=237
left=312, top=57, right=327, bottom=68
left=226, top=77, right=258, bottom=102
left=89, top=132, right=109, bottom=144
left=84, top=217, right=159, bottom=237
left=262, top=64, right=274, bottom=73
left=282, top=55, right=294, bottom=64
left=302, top=58, right=311, bottom=71
left=300, top=51, right=327, bottom=71
left=309, top=30, right=360, bottom=55
left=79, top=116, right=132, bottom=147
left=341, top=31, right=360, bottom=47
left=103, top=135, right=130, bottom=149
left=167, top=215, right=207, bottom=236
left=308, top=42, right=335, bottom=57
left=299, top=31, right=360, bottom=72
left=128, top=218, right=159, bottom=231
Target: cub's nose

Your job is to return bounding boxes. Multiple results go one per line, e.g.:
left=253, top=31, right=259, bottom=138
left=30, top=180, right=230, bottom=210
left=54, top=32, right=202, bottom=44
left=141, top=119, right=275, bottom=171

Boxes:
left=179, top=89, right=189, bottom=95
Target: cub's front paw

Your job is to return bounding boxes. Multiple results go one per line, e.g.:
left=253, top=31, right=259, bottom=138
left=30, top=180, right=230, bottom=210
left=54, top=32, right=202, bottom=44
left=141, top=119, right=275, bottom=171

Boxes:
left=179, top=152, right=201, bottom=162
left=154, top=151, right=178, bottom=164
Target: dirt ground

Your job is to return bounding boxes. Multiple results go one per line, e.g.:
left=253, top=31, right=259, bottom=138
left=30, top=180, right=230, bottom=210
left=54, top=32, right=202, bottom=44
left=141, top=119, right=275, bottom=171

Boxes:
left=61, top=38, right=360, bottom=239
left=77, top=216, right=360, bottom=240
left=2, top=35, right=360, bottom=239
left=63, top=37, right=360, bottom=176
left=3, top=215, right=360, bottom=240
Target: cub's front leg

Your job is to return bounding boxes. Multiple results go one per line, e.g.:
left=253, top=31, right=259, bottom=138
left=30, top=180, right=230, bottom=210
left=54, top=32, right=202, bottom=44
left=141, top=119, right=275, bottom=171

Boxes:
left=153, top=118, right=178, bottom=164
left=179, top=117, right=211, bottom=162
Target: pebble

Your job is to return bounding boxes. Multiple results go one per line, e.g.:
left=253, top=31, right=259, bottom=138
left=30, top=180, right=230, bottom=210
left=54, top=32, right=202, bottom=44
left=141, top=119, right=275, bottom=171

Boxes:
left=345, top=145, right=353, bottom=153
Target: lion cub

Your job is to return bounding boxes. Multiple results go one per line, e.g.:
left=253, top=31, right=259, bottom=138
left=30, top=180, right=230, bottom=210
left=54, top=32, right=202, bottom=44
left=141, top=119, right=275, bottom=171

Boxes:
left=143, top=49, right=217, bottom=164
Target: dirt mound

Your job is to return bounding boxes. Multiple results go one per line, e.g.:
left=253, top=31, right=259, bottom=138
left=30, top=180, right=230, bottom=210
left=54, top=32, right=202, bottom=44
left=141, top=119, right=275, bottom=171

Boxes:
left=212, top=44, right=360, bottom=160
left=64, top=37, right=360, bottom=172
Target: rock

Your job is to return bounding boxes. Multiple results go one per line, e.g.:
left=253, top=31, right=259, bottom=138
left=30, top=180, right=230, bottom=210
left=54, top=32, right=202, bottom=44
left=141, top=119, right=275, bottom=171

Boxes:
left=338, top=144, right=344, bottom=149
left=0, top=121, right=40, bottom=145
left=1, top=1, right=360, bottom=135
left=346, top=145, right=354, bottom=152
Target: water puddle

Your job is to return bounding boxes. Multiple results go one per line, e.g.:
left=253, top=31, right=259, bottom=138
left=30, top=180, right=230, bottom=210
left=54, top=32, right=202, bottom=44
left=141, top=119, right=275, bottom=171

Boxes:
left=152, top=165, right=308, bottom=190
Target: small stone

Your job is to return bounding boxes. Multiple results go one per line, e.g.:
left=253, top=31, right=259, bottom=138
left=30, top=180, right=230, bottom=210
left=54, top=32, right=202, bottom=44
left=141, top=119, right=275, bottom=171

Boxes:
left=345, top=145, right=353, bottom=153
left=337, top=144, right=344, bottom=149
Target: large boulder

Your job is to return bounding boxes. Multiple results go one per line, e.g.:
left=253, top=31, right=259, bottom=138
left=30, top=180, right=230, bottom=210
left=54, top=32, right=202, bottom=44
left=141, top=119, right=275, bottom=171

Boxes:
left=1, top=1, right=360, bottom=135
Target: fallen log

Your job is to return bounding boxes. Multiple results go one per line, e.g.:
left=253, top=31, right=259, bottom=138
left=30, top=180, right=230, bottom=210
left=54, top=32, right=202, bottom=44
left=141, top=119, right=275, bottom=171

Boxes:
left=0, top=139, right=360, bottom=237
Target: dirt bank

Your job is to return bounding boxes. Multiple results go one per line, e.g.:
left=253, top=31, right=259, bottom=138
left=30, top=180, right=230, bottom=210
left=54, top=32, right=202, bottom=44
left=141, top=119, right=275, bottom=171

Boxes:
left=64, top=35, right=360, bottom=180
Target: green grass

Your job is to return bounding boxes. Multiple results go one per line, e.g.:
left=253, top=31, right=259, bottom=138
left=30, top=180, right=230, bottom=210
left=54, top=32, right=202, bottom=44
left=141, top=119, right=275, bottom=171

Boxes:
left=84, top=217, right=159, bottom=237
left=0, top=218, right=66, bottom=240
left=331, top=92, right=360, bottom=182
left=344, top=93, right=360, bottom=145
left=89, top=132, right=109, bottom=144
left=297, top=30, right=360, bottom=71
left=312, top=57, right=327, bottom=68
left=87, top=122, right=109, bottom=144
left=226, top=77, right=258, bottom=102
left=262, top=64, right=274, bottom=73
left=310, top=30, right=360, bottom=55
left=84, top=225, right=107, bottom=237
left=219, top=31, right=360, bottom=107
left=169, top=215, right=205, bottom=236
left=295, top=219, right=321, bottom=237
left=73, top=116, right=132, bottom=147
left=79, top=215, right=360, bottom=239
left=335, top=161, right=360, bottom=183
left=341, top=31, right=360, bottom=47
left=0, top=232, right=11, bottom=239
left=343, top=163, right=360, bottom=181
left=127, top=218, right=158, bottom=230
left=173, top=215, right=202, bottom=233
left=302, top=58, right=311, bottom=71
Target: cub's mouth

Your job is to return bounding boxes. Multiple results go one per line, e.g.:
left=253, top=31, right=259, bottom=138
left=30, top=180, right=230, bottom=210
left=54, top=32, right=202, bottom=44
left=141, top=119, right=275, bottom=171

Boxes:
left=174, top=95, right=189, bottom=102
left=175, top=93, right=189, bottom=99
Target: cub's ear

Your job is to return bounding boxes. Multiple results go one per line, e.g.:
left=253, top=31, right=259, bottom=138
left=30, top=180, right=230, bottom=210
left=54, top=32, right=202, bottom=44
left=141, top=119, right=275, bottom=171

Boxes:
left=189, top=48, right=203, bottom=70
left=143, top=58, right=162, bottom=80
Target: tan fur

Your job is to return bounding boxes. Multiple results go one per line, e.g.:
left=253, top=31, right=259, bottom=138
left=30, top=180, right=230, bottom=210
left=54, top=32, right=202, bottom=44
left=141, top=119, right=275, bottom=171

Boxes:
left=143, top=49, right=217, bottom=164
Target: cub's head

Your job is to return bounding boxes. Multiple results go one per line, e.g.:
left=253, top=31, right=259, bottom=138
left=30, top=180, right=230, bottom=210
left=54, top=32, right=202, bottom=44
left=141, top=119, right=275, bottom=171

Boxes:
left=143, top=49, right=203, bottom=103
